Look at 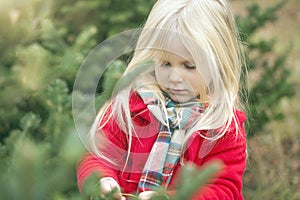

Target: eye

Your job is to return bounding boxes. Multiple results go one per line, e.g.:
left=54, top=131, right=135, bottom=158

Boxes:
left=184, top=63, right=196, bottom=69
left=160, top=61, right=171, bottom=68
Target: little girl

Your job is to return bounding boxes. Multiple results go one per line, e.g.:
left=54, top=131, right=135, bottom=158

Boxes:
left=77, top=0, right=247, bottom=199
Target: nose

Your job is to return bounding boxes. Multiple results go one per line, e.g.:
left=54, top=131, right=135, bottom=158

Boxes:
left=168, top=67, right=183, bottom=83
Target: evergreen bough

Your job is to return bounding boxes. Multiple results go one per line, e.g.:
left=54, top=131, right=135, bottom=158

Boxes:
left=0, top=0, right=294, bottom=199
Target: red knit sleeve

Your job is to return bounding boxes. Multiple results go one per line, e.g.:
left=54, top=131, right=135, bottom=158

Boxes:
left=192, top=110, right=247, bottom=200
left=76, top=106, right=128, bottom=191
left=76, top=152, right=120, bottom=191
left=76, top=92, right=149, bottom=192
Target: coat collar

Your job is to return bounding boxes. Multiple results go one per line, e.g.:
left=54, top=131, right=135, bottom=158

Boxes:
left=129, top=91, right=151, bottom=125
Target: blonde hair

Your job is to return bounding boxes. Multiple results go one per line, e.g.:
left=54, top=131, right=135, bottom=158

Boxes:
left=89, top=0, right=245, bottom=165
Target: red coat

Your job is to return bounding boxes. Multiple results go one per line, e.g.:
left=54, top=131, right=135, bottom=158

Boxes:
left=77, top=92, right=247, bottom=199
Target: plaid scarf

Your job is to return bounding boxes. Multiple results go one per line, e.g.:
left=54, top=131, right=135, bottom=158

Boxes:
left=137, top=90, right=207, bottom=192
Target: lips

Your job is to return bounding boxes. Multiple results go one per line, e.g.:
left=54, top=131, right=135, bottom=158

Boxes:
left=169, top=88, right=187, bottom=94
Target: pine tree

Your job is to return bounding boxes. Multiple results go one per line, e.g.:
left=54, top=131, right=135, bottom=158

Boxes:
left=0, top=0, right=295, bottom=199
left=236, top=0, right=294, bottom=136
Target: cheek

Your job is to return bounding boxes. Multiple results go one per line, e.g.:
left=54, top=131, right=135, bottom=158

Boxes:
left=187, top=73, right=203, bottom=93
left=155, top=68, right=167, bottom=85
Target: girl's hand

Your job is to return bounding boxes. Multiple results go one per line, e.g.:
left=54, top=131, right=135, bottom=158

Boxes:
left=138, top=191, right=157, bottom=200
left=99, top=177, right=125, bottom=200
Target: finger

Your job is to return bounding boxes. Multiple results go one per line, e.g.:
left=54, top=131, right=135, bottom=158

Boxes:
left=100, top=182, right=112, bottom=194
left=138, top=191, right=156, bottom=200
left=113, top=191, right=122, bottom=200
left=121, top=196, right=126, bottom=200
left=100, top=177, right=120, bottom=194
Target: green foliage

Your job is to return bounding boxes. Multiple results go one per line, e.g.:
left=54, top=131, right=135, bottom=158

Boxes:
left=52, top=0, right=156, bottom=42
left=0, top=0, right=102, bottom=140
left=0, top=0, right=295, bottom=199
left=78, top=161, right=222, bottom=200
left=19, top=112, right=41, bottom=136
left=97, top=60, right=127, bottom=107
left=170, top=161, right=222, bottom=200
left=237, top=1, right=286, bottom=38
left=0, top=132, right=84, bottom=200
left=236, top=0, right=294, bottom=136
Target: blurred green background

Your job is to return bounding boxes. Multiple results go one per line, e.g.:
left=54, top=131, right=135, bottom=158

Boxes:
left=0, top=0, right=299, bottom=199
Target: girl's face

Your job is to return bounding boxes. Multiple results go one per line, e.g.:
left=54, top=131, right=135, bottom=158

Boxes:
left=154, top=41, right=204, bottom=103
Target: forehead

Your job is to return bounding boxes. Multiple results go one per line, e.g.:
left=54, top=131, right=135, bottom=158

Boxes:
left=152, top=32, right=194, bottom=61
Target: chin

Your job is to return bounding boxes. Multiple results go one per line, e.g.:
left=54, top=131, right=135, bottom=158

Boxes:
left=168, top=95, right=192, bottom=103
